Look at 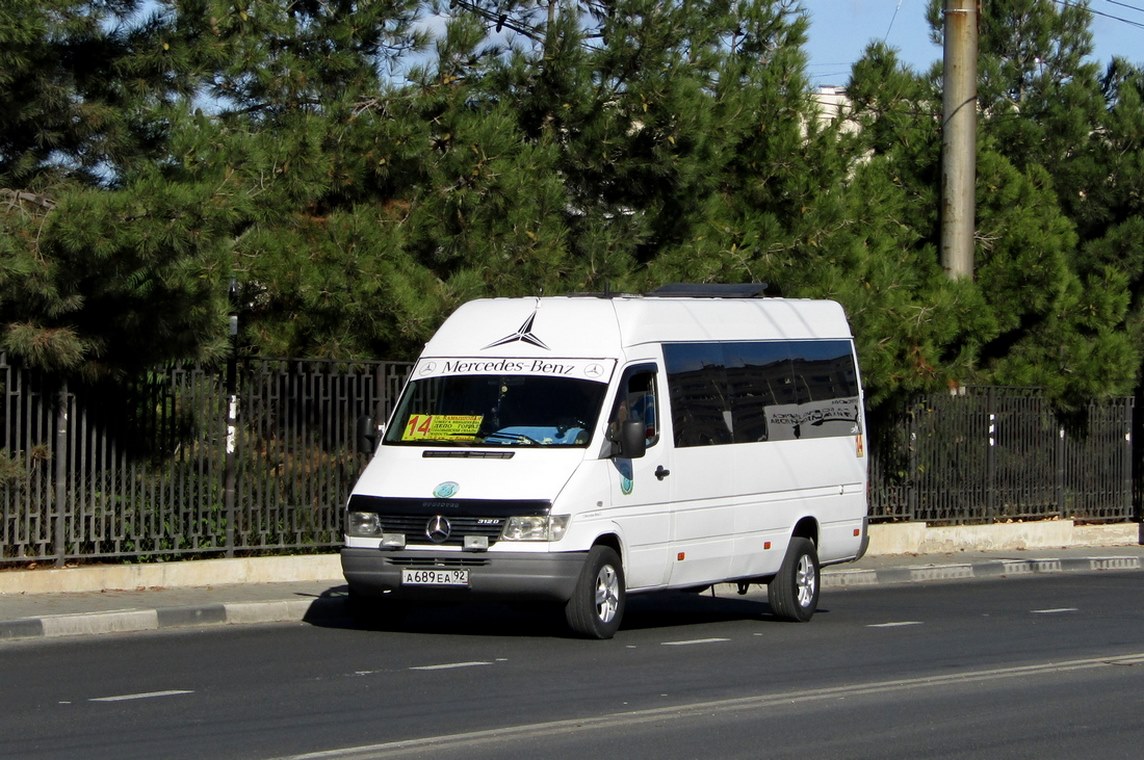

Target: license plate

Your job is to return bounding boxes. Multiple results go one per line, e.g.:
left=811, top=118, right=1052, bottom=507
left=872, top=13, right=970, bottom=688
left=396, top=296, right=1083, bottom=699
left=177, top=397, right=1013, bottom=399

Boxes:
left=401, top=568, right=469, bottom=586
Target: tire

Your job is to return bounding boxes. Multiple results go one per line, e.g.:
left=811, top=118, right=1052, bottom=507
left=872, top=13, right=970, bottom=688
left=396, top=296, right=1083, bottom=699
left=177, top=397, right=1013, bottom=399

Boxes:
left=767, top=537, right=820, bottom=622
left=564, top=545, right=625, bottom=639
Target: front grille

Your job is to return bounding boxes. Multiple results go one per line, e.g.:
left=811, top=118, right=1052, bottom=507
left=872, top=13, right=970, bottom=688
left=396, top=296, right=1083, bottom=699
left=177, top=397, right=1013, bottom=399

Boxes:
left=386, top=556, right=492, bottom=568
left=348, top=495, right=551, bottom=548
left=380, top=515, right=505, bottom=547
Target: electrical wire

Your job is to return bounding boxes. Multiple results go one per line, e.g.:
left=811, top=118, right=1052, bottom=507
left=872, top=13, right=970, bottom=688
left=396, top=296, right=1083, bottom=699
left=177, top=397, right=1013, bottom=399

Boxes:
left=1104, top=0, right=1144, bottom=18
left=1055, top=0, right=1144, bottom=30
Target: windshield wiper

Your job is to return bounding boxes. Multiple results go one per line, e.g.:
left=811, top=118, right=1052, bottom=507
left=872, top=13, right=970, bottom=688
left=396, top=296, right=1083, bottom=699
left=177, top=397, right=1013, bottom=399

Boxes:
left=482, top=431, right=540, bottom=445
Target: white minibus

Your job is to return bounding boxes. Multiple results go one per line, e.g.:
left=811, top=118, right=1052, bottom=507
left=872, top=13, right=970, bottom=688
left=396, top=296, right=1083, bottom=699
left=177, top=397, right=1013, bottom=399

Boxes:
left=342, top=285, right=869, bottom=638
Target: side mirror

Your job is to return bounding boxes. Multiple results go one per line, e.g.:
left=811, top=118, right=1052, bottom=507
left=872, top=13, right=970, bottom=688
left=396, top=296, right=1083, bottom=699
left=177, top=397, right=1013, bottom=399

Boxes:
left=356, top=415, right=378, bottom=454
left=619, top=419, right=646, bottom=459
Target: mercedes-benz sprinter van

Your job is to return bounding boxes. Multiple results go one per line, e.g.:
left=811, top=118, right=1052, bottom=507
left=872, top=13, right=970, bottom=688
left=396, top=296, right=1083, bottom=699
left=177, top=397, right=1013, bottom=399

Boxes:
left=342, top=286, right=868, bottom=638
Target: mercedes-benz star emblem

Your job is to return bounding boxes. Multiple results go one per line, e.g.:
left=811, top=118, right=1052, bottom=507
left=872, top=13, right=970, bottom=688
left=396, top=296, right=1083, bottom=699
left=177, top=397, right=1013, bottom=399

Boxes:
left=426, top=515, right=452, bottom=544
left=483, top=312, right=549, bottom=350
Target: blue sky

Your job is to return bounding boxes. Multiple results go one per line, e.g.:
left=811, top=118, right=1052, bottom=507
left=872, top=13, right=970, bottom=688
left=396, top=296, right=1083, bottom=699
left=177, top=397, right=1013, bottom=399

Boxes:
left=803, top=0, right=1144, bottom=87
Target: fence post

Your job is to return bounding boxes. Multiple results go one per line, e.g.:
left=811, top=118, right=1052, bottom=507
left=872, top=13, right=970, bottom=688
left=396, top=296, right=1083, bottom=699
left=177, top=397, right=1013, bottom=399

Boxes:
left=1056, top=422, right=1066, bottom=517
left=1123, top=399, right=1134, bottom=521
left=986, top=388, right=996, bottom=523
left=373, top=363, right=386, bottom=428
left=906, top=403, right=918, bottom=521
left=223, top=284, right=238, bottom=557
left=53, top=380, right=68, bottom=567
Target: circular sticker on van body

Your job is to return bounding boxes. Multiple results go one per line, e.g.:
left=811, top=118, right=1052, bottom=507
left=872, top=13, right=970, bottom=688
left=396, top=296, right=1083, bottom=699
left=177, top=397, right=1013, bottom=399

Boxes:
left=433, top=481, right=460, bottom=498
left=614, top=460, right=634, bottom=496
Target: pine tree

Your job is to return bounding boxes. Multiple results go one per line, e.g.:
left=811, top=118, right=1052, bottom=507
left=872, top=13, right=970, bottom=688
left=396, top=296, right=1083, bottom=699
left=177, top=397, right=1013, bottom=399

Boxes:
left=966, top=0, right=1141, bottom=403
left=866, top=0, right=1144, bottom=410
left=0, top=0, right=183, bottom=189
left=806, top=43, right=995, bottom=407
left=5, top=0, right=1141, bottom=409
left=0, top=1, right=224, bottom=375
left=464, top=1, right=829, bottom=290
left=180, top=1, right=573, bottom=358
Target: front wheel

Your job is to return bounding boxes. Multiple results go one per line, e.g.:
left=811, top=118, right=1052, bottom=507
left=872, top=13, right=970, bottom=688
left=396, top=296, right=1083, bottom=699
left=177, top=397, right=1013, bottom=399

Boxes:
left=767, top=537, right=820, bottom=622
left=564, top=545, right=625, bottom=639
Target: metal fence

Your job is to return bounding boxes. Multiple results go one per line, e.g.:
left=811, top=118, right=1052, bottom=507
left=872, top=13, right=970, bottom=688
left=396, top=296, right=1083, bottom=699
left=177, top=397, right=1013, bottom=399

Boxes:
left=1, top=354, right=411, bottom=564
left=1, top=356, right=1138, bottom=566
left=869, top=387, right=1135, bottom=524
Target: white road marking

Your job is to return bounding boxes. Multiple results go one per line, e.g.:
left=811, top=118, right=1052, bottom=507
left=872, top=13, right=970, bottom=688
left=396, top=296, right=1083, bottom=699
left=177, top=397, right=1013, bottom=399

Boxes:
left=277, top=652, right=1144, bottom=760
left=661, top=637, right=731, bottom=647
left=868, top=621, right=924, bottom=628
left=409, top=661, right=493, bottom=671
left=1031, top=608, right=1079, bottom=614
left=90, top=690, right=193, bottom=703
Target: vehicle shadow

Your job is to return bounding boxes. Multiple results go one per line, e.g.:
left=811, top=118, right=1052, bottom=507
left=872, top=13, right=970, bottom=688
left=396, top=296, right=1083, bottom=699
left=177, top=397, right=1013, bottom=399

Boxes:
left=303, top=585, right=825, bottom=638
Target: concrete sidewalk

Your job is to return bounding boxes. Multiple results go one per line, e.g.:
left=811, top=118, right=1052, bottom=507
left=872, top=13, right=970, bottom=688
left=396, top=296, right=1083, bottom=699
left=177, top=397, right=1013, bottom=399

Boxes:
left=0, top=526, right=1139, bottom=645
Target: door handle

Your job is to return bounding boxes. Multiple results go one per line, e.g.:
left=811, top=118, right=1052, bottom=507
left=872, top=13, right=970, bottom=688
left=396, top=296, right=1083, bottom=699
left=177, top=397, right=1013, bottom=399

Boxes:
left=655, top=465, right=671, bottom=480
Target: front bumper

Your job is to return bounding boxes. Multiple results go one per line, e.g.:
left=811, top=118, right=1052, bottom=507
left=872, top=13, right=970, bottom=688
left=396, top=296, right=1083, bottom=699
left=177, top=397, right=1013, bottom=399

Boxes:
left=341, top=547, right=587, bottom=602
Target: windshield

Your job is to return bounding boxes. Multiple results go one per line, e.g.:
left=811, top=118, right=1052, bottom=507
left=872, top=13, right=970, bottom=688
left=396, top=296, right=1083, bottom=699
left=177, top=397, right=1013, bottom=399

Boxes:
left=384, top=375, right=608, bottom=447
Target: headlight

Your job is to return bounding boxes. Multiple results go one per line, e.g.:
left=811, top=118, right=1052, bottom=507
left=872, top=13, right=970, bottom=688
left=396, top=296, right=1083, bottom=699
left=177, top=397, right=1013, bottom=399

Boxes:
left=347, top=511, right=382, bottom=537
left=501, top=514, right=571, bottom=542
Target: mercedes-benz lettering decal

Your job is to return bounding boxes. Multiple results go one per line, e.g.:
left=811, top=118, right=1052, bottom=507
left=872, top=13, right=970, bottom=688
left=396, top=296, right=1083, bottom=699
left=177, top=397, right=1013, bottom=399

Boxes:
left=483, top=312, right=549, bottom=350
left=426, top=515, right=452, bottom=543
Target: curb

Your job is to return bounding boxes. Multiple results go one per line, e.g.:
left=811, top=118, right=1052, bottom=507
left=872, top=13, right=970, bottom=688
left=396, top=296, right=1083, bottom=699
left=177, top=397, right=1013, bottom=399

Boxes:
left=0, top=595, right=349, bottom=642
left=0, top=555, right=344, bottom=596
left=3, top=556, right=1142, bottom=642
left=821, top=555, right=1143, bottom=588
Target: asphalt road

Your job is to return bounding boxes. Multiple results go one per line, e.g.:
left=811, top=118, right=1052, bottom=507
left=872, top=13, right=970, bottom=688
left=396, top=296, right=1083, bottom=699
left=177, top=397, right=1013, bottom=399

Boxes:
left=2, top=572, right=1142, bottom=760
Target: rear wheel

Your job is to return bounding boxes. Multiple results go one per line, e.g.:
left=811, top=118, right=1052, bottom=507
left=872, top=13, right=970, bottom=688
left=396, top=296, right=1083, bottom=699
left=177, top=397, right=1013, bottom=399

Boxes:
left=767, top=537, right=820, bottom=622
left=564, top=545, right=625, bottom=639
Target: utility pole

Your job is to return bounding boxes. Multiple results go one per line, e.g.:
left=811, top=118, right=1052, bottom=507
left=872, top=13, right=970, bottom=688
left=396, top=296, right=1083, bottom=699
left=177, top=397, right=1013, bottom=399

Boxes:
left=941, top=0, right=978, bottom=280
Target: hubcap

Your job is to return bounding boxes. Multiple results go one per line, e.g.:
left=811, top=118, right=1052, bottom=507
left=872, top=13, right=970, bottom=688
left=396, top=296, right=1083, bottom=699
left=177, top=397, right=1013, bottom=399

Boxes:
left=594, top=564, right=620, bottom=622
left=795, top=554, right=817, bottom=607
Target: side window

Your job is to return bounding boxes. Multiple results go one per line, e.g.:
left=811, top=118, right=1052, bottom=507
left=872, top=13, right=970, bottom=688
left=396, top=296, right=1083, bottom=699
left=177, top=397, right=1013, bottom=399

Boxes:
left=663, top=343, right=733, bottom=447
left=793, top=340, right=859, bottom=401
left=608, top=367, right=660, bottom=448
left=725, top=342, right=792, bottom=443
left=790, top=340, right=862, bottom=440
left=662, top=340, right=861, bottom=446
